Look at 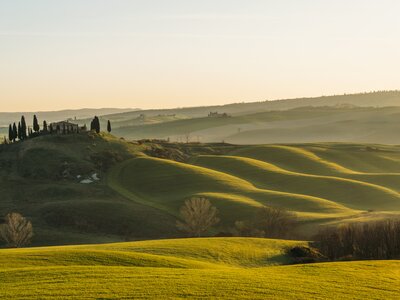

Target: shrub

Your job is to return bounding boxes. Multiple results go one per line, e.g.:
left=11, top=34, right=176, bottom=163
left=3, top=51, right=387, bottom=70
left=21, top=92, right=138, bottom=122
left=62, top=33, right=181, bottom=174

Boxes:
left=287, top=246, right=326, bottom=264
left=0, top=213, right=33, bottom=248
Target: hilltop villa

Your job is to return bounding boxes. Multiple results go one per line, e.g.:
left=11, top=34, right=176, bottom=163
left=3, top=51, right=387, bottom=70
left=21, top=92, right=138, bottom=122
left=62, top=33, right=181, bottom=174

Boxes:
left=49, top=121, right=87, bottom=134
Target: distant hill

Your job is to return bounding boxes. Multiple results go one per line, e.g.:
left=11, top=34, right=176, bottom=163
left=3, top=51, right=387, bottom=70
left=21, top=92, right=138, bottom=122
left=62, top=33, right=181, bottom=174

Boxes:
left=110, top=106, right=400, bottom=144
left=101, top=91, right=400, bottom=122
left=71, top=91, right=400, bottom=144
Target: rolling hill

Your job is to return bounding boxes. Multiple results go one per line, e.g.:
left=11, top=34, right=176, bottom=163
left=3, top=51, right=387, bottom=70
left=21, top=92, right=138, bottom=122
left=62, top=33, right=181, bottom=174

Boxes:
left=108, top=105, right=400, bottom=144
left=1, top=237, right=399, bottom=299
left=1, top=133, right=400, bottom=246
left=4, top=91, right=400, bottom=144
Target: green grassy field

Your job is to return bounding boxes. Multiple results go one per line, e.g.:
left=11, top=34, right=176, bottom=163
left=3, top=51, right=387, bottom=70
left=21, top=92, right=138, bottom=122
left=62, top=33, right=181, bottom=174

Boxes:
left=2, top=133, right=400, bottom=244
left=108, top=142, right=400, bottom=235
left=1, top=238, right=399, bottom=299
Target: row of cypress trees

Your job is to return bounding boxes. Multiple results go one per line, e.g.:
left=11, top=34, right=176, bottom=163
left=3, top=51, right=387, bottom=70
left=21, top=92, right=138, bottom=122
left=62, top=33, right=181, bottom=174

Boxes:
left=5, top=115, right=112, bottom=144
left=7, top=115, right=44, bottom=143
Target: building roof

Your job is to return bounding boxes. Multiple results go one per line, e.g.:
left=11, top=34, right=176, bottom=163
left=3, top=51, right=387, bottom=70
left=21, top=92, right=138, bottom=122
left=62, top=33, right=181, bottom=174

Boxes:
left=50, top=121, right=79, bottom=126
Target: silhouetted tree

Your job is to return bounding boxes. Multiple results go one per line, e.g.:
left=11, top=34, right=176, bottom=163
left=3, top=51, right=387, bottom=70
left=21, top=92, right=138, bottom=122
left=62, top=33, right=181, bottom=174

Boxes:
left=8, top=124, right=13, bottom=143
left=33, top=115, right=40, bottom=132
left=17, top=122, right=22, bottom=140
left=20, top=116, right=27, bottom=139
left=107, top=120, right=112, bottom=133
left=43, top=120, right=48, bottom=133
left=94, top=116, right=100, bottom=133
left=12, top=123, right=17, bottom=142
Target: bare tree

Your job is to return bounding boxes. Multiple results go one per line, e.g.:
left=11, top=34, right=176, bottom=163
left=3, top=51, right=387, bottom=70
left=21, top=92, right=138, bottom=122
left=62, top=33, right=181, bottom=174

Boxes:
left=233, top=206, right=298, bottom=238
left=176, top=197, right=219, bottom=237
left=315, top=219, right=400, bottom=260
left=254, top=206, right=298, bottom=238
left=0, top=213, right=33, bottom=248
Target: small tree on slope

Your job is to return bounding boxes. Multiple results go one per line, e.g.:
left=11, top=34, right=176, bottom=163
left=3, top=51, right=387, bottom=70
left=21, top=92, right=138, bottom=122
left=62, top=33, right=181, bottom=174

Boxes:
left=0, top=213, right=33, bottom=248
left=176, top=197, right=219, bottom=237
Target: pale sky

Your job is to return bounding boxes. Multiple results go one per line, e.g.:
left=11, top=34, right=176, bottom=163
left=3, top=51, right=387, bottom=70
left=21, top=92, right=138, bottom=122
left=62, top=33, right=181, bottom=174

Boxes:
left=1, top=0, right=399, bottom=112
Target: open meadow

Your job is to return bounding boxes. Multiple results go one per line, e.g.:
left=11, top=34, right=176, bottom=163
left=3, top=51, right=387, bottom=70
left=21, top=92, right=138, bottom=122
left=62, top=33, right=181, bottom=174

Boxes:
left=1, top=238, right=399, bottom=299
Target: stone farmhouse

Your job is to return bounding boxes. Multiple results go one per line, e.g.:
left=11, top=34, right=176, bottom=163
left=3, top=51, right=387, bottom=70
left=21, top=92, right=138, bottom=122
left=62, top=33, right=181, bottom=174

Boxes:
left=49, top=121, right=87, bottom=134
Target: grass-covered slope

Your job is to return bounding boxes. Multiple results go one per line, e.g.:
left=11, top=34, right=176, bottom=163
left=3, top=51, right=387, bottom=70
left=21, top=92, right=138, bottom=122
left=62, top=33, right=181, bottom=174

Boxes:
left=192, top=155, right=400, bottom=211
left=0, top=133, right=179, bottom=246
left=2, top=132, right=400, bottom=245
left=108, top=156, right=354, bottom=227
left=108, top=142, right=400, bottom=232
left=1, top=238, right=399, bottom=299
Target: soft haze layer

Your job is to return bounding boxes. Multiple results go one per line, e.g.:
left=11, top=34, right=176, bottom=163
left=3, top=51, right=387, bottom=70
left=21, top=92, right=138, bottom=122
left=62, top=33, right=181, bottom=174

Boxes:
left=1, top=0, right=399, bottom=111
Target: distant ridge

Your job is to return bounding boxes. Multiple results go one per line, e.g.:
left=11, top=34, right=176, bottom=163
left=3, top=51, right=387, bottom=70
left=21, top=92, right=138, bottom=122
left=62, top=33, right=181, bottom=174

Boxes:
left=102, top=91, right=400, bottom=120
left=0, top=108, right=138, bottom=127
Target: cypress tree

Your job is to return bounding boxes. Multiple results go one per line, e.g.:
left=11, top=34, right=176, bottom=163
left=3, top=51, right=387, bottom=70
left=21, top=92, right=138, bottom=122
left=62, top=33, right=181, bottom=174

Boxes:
left=12, top=123, right=17, bottom=142
left=62, top=123, right=66, bottom=135
left=107, top=120, right=112, bottom=133
left=17, top=122, right=22, bottom=140
left=20, top=116, right=27, bottom=139
left=43, top=120, right=48, bottom=133
left=94, top=116, right=100, bottom=133
left=8, top=124, right=13, bottom=143
left=90, top=116, right=100, bottom=133
left=33, top=115, right=40, bottom=132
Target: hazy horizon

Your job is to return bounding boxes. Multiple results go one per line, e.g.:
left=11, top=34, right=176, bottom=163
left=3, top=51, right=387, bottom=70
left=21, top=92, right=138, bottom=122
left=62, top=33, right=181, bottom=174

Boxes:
left=1, top=90, right=397, bottom=114
left=1, top=0, right=400, bottom=112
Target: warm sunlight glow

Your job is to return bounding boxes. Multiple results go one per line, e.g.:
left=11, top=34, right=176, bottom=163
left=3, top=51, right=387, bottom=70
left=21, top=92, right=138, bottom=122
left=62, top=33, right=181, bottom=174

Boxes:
left=1, top=0, right=400, bottom=111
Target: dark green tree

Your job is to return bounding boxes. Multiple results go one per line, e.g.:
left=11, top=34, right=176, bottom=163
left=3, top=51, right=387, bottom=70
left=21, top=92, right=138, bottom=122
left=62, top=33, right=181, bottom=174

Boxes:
left=91, top=116, right=100, bottom=133
left=20, top=116, right=27, bottom=139
left=107, top=120, right=112, bottom=133
left=17, top=122, right=22, bottom=140
left=12, top=123, right=17, bottom=142
left=33, top=115, right=40, bottom=132
left=43, top=120, right=48, bottom=133
left=8, top=124, right=13, bottom=143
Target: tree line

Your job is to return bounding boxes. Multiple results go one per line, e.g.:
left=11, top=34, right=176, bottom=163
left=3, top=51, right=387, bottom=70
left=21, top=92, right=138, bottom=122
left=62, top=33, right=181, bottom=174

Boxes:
left=4, top=115, right=112, bottom=144
left=314, top=219, right=400, bottom=260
